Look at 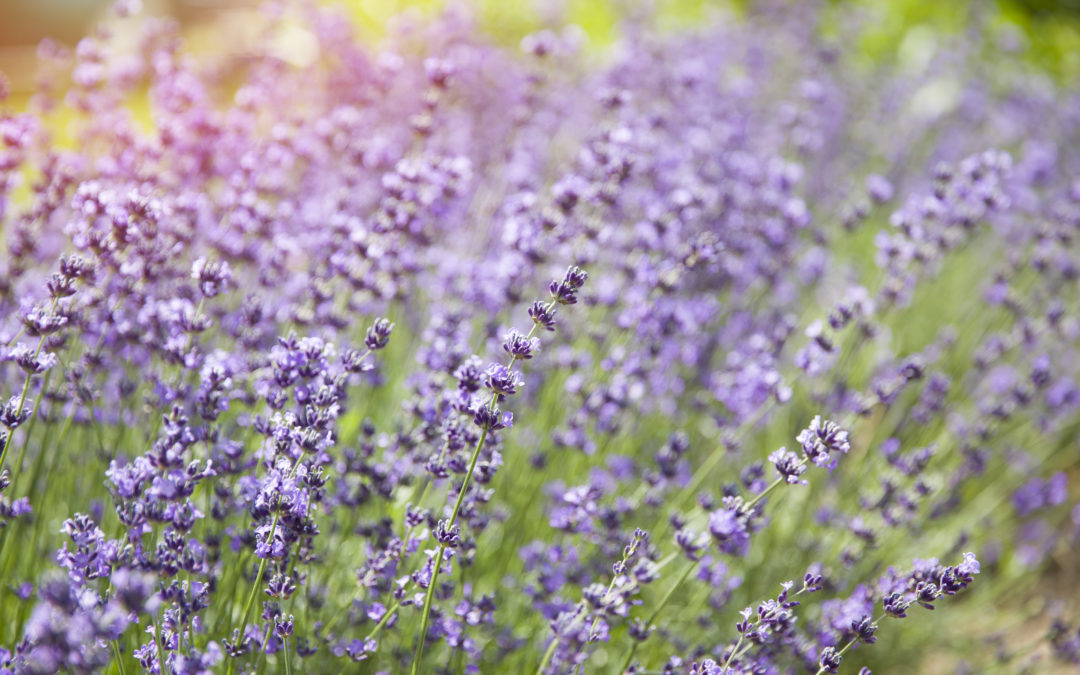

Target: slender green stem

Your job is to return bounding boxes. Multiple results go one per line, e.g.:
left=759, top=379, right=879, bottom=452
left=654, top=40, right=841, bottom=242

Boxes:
left=535, top=636, right=559, bottom=675
left=615, top=449, right=814, bottom=675
left=678, top=402, right=775, bottom=505
left=412, top=545, right=445, bottom=675
left=225, top=454, right=304, bottom=675
left=151, top=615, right=168, bottom=675
left=0, top=295, right=60, bottom=479
left=283, top=637, right=292, bottom=675
left=253, top=625, right=273, bottom=674
left=813, top=613, right=885, bottom=675
left=408, top=304, right=561, bottom=673
left=410, top=309, right=551, bottom=672
left=5, top=327, right=24, bottom=347
left=617, top=560, right=697, bottom=674
left=587, top=537, right=652, bottom=639
left=7, top=369, right=51, bottom=491
left=323, top=458, right=435, bottom=637
left=743, top=460, right=804, bottom=511
left=814, top=636, right=857, bottom=675
left=0, top=367, right=38, bottom=474
left=238, top=521, right=276, bottom=618
left=111, top=639, right=128, bottom=675
left=718, top=587, right=812, bottom=672
left=651, top=405, right=799, bottom=547
left=722, top=635, right=744, bottom=673
left=411, top=425, right=489, bottom=675
left=647, top=561, right=697, bottom=626
left=367, top=598, right=401, bottom=638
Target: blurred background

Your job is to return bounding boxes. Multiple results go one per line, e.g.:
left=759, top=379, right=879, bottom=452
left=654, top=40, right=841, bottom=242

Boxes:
left=2, top=0, right=1080, bottom=107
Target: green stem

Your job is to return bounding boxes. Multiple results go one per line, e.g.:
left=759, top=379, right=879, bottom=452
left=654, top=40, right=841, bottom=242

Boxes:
left=535, top=636, right=559, bottom=675
left=226, top=523, right=274, bottom=675
left=7, top=370, right=51, bottom=491
left=323, top=465, right=435, bottom=637
left=814, top=637, right=858, bottom=675
left=410, top=424, right=489, bottom=675
left=744, top=466, right=800, bottom=511
left=0, top=297, right=60, bottom=476
left=253, top=625, right=273, bottom=674
left=111, top=639, right=128, bottom=675
left=226, top=455, right=304, bottom=675
left=722, top=635, right=744, bottom=673
left=647, top=561, right=696, bottom=625
left=151, top=615, right=168, bottom=675
left=813, top=613, right=886, bottom=675
left=617, top=560, right=697, bottom=674
left=408, top=311, right=548, bottom=672
left=0, top=371, right=37, bottom=475
left=412, top=544, right=445, bottom=675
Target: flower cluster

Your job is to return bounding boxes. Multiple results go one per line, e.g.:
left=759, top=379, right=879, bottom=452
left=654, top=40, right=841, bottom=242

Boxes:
left=0, top=2, right=1076, bottom=674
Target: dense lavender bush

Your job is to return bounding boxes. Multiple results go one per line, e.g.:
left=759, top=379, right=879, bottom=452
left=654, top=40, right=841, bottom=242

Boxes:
left=0, top=1, right=1078, bottom=673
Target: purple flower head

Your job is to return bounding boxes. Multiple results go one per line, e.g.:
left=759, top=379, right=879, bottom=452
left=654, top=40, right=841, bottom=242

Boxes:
left=434, top=519, right=462, bottom=548
left=1013, top=473, right=1068, bottom=517
left=852, top=615, right=878, bottom=643
left=111, top=568, right=161, bottom=615
left=1, top=396, right=32, bottom=430
left=473, top=406, right=512, bottom=431
left=676, top=528, right=705, bottom=561
left=708, top=503, right=751, bottom=557
left=796, top=416, right=851, bottom=468
left=956, top=552, right=980, bottom=577
left=768, top=447, right=807, bottom=485
left=191, top=257, right=232, bottom=298
left=549, top=266, right=589, bottom=305
left=484, top=364, right=524, bottom=397
left=866, top=174, right=894, bottom=203
left=341, top=637, right=378, bottom=662
left=364, top=318, right=394, bottom=351
left=503, top=330, right=540, bottom=361
left=528, top=301, right=557, bottom=332
left=7, top=344, right=59, bottom=375
left=819, top=646, right=843, bottom=673
left=883, top=592, right=910, bottom=618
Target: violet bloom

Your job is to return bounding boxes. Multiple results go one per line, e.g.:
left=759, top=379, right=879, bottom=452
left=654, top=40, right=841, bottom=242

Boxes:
left=797, top=416, right=851, bottom=469
left=769, top=447, right=807, bottom=485
left=708, top=501, right=751, bottom=557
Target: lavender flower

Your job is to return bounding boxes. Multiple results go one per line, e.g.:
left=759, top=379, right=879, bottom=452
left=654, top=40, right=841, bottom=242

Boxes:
left=797, top=416, right=851, bottom=468
left=0, top=4, right=1074, bottom=675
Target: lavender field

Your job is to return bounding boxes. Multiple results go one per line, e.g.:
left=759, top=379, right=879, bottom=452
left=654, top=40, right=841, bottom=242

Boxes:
left=0, top=1, right=1078, bottom=673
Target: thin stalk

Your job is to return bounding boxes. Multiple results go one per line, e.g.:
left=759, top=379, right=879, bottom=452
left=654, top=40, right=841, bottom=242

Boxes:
left=535, top=637, right=559, bottom=675
left=615, top=450, right=814, bottom=674
left=813, top=613, right=886, bottom=675
left=617, top=560, right=697, bottom=674
left=225, top=454, right=304, bottom=675
left=409, top=310, right=548, bottom=673
left=410, top=426, right=489, bottom=674
left=743, top=459, right=805, bottom=511
left=7, top=369, right=51, bottom=491
left=813, top=635, right=857, bottom=674
left=0, top=297, right=59, bottom=476
left=151, top=615, right=168, bottom=675
left=111, top=640, right=128, bottom=675
left=721, top=635, right=744, bottom=673
left=253, top=625, right=273, bottom=674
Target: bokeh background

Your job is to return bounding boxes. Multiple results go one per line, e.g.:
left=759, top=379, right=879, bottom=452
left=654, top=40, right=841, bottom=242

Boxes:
left=3, top=0, right=1080, bottom=106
